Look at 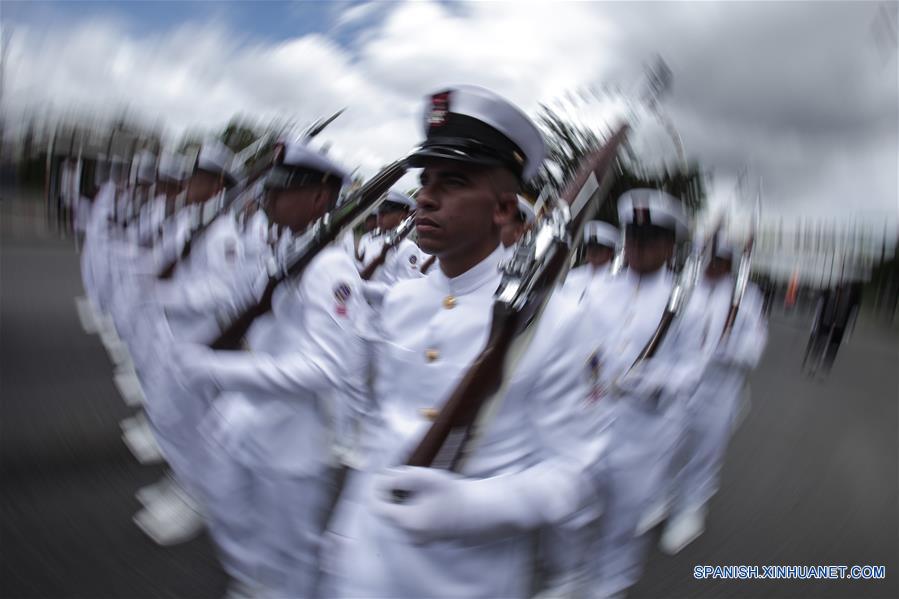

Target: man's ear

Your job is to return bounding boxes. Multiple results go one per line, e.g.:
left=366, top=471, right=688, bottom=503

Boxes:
left=311, top=185, right=331, bottom=213
left=493, top=190, right=518, bottom=228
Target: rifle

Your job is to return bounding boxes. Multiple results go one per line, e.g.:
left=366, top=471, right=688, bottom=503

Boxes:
left=209, top=157, right=410, bottom=350
left=359, top=212, right=417, bottom=281
left=720, top=180, right=761, bottom=342
left=400, top=125, right=629, bottom=473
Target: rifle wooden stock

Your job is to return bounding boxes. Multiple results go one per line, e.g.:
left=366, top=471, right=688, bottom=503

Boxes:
left=405, top=303, right=519, bottom=469
left=402, top=126, right=629, bottom=471
left=207, top=158, right=409, bottom=350
left=210, top=277, right=278, bottom=350
left=359, top=247, right=388, bottom=281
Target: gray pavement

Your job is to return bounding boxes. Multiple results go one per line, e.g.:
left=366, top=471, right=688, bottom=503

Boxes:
left=1, top=200, right=227, bottom=599
left=1, top=197, right=897, bottom=598
left=631, top=309, right=898, bottom=598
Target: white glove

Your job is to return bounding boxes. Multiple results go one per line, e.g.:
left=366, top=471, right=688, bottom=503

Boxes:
left=170, top=343, right=221, bottom=399
left=614, top=358, right=705, bottom=400
left=373, top=463, right=595, bottom=545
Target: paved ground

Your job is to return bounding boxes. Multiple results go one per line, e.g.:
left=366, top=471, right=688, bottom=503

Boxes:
left=2, top=197, right=897, bottom=598
left=1, top=200, right=227, bottom=599
left=632, top=304, right=898, bottom=598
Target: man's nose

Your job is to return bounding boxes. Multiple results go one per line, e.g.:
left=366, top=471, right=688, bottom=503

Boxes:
left=416, top=185, right=439, bottom=211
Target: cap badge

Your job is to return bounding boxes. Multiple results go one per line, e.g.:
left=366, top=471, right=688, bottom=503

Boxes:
left=428, top=92, right=451, bottom=128
left=272, top=142, right=285, bottom=166
left=633, top=207, right=651, bottom=226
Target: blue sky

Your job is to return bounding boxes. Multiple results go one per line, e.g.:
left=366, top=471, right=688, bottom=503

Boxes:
left=3, top=1, right=384, bottom=47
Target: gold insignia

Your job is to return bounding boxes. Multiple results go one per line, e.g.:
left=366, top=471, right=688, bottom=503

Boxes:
left=425, top=349, right=440, bottom=363
left=419, top=407, right=440, bottom=422
left=513, top=151, right=524, bottom=164
left=442, top=295, right=456, bottom=310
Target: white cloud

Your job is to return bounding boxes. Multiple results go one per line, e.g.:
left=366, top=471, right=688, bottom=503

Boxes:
left=333, top=2, right=380, bottom=30
left=2, top=0, right=896, bottom=224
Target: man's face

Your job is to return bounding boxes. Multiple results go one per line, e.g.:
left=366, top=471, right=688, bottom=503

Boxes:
left=585, top=244, right=614, bottom=268
left=364, top=214, right=378, bottom=232
left=185, top=170, right=224, bottom=205
left=624, top=225, right=675, bottom=274
left=266, top=184, right=334, bottom=232
left=377, top=207, right=408, bottom=231
left=414, top=160, right=517, bottom=261
left=705, top=256, right=732, bottom=280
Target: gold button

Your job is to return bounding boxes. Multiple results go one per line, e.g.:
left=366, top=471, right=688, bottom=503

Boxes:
left=425, top=349, right=440, bottom=362
left=419, top=407, right=440, bottom=422
left=442, top=295, right=456, bottom=309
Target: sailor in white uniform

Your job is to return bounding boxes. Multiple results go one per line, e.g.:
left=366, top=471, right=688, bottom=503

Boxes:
left=358, top=190, right=422, bottom=306
left=579, top=189, right=708, bottom=598
left=564, top=220, right=619, bottom=302
left=172, top=142, right=369, bottom=597
left=658, top=235, right=767, bottom=554
left=129, top=140, right=248, bottom=546
left=321, top=85, right=607, bottom=598
left=358, top=190, right=421, bottom=282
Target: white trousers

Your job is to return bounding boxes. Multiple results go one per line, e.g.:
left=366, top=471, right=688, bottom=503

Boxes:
left=587, top=400, right=685, bottom=597
left=202, top=449, right=338, bottom=596
left=671, top=382, right=743, bottom=513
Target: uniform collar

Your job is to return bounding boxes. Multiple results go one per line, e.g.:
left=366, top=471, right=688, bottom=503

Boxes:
left=590, top=263, right=611, bottom=277
left=623, top=265, right=671, bottom=289
left=432, top=243, right=504, bottom=296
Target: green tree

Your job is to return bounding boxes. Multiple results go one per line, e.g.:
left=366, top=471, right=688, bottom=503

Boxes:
left=525, top=105, right=705, bottom=224
left=220, top=117, right=261, bottom=154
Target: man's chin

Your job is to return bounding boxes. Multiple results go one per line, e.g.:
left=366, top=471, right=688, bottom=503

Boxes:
left=417, top=237, right=443, bottom=256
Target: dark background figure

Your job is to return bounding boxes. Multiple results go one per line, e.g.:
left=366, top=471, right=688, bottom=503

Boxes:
left=803, top=282, right=862, bottom=375
left=820, top=282, right=862, bottom=371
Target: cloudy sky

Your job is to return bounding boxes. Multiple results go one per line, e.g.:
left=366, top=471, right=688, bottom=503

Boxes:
left=3, top=0, right=897, bottom=228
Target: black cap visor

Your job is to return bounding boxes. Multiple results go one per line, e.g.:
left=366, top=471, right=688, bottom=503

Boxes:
left=377, top=200, right=411, bottom=214
left=625, top=224, right=675, bottom=243
left=409, top=140, right=510, bottom=172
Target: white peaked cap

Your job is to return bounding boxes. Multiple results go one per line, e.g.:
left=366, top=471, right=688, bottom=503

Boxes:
left=584, top=220, right=619, bottom=248
left=618, top=188, right=690, bottom=241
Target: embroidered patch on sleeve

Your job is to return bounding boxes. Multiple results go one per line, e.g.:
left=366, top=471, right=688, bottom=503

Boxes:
left=333, top=282, right=351, bottom=317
